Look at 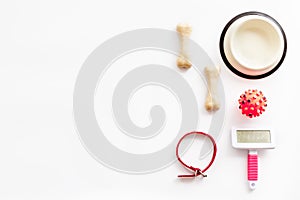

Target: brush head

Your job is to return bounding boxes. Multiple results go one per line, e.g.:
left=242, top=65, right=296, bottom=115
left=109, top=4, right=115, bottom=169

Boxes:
left=232, top=128, right=275, bottom=149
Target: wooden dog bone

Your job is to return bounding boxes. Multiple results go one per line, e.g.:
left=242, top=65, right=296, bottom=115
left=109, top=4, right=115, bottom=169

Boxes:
left=176, top=23, right=192, bottom=69
left=205, top=66, right=220, bottom=112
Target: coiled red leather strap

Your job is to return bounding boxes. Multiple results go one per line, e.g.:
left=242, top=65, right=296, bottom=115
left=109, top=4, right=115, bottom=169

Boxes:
left=176, top=131, right=217, bottom=178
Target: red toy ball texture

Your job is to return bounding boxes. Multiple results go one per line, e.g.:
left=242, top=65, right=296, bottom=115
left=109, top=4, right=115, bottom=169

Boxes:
left=238, top=89, right=267, bottom=118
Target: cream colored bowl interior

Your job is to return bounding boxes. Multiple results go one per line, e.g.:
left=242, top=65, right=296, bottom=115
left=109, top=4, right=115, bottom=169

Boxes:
left=224, top=15, right=285, bottom=74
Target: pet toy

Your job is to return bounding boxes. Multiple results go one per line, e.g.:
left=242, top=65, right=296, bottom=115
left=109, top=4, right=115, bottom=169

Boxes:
left=176, top=23, right=192, bottom=69
left=238, top=89, right=267, bottom=118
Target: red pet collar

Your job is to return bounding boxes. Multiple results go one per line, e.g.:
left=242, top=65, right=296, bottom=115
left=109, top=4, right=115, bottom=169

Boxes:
left=176, top=131, right=217, bottom=178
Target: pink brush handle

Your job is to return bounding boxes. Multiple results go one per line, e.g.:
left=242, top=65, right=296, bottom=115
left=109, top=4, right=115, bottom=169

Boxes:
left=248, top=150, right=258, bottom=190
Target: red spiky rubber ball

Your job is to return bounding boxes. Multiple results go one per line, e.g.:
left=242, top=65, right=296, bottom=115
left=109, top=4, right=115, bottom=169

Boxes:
left=238, top=89, right=267, bottom=118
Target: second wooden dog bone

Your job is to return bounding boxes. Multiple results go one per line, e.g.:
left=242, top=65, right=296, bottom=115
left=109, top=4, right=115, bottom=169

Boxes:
left=205, top=66, right=220, bottom=112
left=176, top=23, right=192, bottom=69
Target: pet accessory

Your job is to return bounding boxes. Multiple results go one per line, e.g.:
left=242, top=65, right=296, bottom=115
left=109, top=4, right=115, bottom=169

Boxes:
left=176, top=131, right=217, bottom=178
left=204, top=66, right=221, bottom=111
left=177, top=23, right=192, bottom=69
left=231, top=128, right=275, bottom=190
left=238, top=89, right=267, bottom=118
left=220, top=11, right=287, bottom=79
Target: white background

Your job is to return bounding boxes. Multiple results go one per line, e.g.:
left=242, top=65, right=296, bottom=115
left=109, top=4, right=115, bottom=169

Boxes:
left=1, top=0, right=300, bottom=199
